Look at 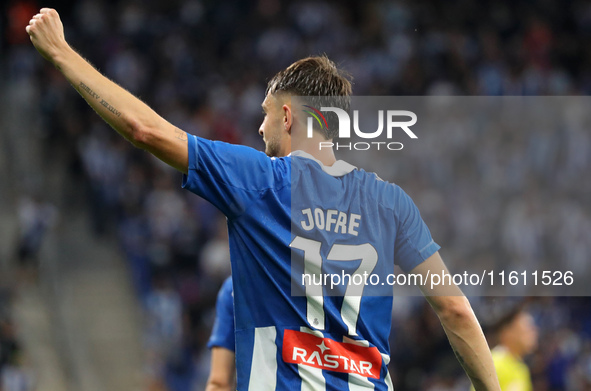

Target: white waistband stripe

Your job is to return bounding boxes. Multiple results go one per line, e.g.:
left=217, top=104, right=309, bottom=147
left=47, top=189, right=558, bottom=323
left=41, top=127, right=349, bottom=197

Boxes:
left=248, top=326, right=278, bottom=391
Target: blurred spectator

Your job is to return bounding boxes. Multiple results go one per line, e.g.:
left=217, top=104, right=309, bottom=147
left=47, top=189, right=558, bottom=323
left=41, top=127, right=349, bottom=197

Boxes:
left=15, top=195, right=57, bottom=270
left=0, top=289, right=34, bottom=391
left=474, top=304, right=538, bottom=390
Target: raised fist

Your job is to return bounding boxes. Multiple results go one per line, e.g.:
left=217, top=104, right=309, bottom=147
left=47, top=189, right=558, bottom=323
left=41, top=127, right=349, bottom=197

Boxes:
left=26, top=8, right=68, bottom=62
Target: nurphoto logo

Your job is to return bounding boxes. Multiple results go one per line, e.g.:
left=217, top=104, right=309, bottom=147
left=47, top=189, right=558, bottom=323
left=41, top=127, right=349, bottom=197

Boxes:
left=303, top=105, right=418, bottom=151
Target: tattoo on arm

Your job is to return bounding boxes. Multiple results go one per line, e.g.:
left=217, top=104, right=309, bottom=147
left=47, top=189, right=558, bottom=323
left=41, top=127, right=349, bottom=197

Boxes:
left=99, top=99, right=121, bottom=117
left=79, top=82, right=100, bottom=100
left=174, top=128, right=187, bottom=141
left=451, top=345, right=467, bottom=369
left=451, top=344, right=484, bottom=386
left=78, top=81, right=121, bottom=117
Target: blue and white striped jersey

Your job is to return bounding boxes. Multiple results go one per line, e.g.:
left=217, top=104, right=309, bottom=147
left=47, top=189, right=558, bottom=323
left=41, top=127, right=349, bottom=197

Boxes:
left=182, top=135, right=439, bottom=390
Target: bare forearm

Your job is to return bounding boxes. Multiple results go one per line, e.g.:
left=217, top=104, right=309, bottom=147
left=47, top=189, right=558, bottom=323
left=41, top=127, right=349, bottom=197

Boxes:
left=206, top=348, right=236, bottom=391
left=438, top=300, right=500, bottom=390
left=52, top=46, right=189, bottom=172
left=205, top=382, right=234, bottom=391
left=52, top=45, right=163, bottom=146
left=414, top=254, right=500, bottom=390
left=27, top=8, right=189, bottom=172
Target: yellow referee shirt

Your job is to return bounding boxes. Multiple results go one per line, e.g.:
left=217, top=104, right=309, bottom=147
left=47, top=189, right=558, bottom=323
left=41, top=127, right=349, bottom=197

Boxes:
left=470, top=346, right=533, bottom=391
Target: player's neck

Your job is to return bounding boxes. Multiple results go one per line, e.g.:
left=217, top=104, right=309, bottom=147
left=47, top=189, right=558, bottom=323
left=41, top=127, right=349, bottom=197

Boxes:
left=501, top=343, right=524, bottom=360
left=291, top=135, right=336, bottom=166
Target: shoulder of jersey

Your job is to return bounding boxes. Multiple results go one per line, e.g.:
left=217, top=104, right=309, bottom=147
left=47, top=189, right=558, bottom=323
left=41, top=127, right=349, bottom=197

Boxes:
left=355, top=167, right=390, bottom=185
left=373, top=172, right=385, bottom=182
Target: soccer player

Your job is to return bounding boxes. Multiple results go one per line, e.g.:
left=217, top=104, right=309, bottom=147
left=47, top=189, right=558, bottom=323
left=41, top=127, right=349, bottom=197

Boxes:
left=206, top=277, right=236, bottom=391
left=26, top=9, right=500, bottom=390
left=486, top=307, right=537, bottom=391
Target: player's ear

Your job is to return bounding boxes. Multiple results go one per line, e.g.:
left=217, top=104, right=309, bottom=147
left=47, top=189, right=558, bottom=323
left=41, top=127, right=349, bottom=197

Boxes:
left=283, top=103, right=292, bottom=135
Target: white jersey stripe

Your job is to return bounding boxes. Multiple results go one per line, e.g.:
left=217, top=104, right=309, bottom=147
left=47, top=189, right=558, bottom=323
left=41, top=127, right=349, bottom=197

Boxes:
left=343, top=337, right=375, bottom=390
left=348, top=373, right=375, bottom=391
left=381, top=353, right=394, bottom=391
left=299, top=327, right=326, bottom=391
left=248, top=326, right=277, bottom=390
left=384, top=372, right=394, bottom=391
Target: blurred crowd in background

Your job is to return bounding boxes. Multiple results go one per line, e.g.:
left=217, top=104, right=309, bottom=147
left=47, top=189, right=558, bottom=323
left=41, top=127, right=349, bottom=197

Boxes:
left=2, top=0, right=591, bottom=390
left=0, top=286, right=33, bottom=391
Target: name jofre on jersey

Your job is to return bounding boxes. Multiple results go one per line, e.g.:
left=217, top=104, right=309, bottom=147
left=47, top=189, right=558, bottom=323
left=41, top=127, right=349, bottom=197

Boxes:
left=300, top=208, right=361, bottom=237
left=282, top=329, right=382, bottom=379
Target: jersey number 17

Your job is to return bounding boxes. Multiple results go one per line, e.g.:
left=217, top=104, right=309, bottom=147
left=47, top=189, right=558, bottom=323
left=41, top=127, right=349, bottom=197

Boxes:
left=290, top=236, right=378, bottom=336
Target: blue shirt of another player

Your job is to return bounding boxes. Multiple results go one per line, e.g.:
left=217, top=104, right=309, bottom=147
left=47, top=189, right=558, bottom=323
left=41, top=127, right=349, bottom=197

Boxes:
left=207, top=276, right=235, bottom=352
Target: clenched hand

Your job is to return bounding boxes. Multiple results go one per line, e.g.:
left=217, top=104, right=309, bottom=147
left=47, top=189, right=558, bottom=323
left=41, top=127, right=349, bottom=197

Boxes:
left=26, top=8, right=68, bottom=63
